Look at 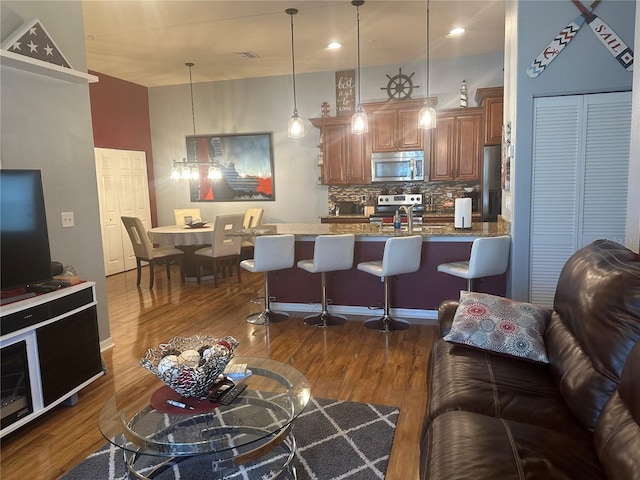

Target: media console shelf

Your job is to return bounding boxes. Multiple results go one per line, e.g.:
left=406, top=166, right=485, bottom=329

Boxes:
left=0, top=282, right=104, bottom=437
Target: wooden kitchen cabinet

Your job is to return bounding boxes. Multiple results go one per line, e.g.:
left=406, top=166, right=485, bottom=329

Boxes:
left=310, top=117, right=370, bottom=185
left=364, top=99, right=425, bottom=152
left=475, top=87, right=504, bottom=146
left=430, top=107, right=483, bottom=181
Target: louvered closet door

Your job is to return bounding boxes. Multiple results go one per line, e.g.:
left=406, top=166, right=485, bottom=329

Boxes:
left=530, top=92, right=631, bottom=306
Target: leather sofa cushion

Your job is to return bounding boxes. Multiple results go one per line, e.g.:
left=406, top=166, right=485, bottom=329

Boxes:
left=594, top=340, right=640, bottom=480
left=548, top=240, right=640, bottom=431
left=426, top=339, right=584, bottom=434
left=421, top=410, right=605, bottom=480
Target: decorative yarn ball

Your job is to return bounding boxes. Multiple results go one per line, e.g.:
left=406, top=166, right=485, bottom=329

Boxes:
left=157, top=355, right=179, bottom=375
left=178, top=349, right=201, bottom=368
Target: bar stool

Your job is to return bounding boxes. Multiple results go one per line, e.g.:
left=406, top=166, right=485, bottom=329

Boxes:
left=437, top=235, right=511, bottom=291
left=240, top=234, right=295, bottom=324
left=357, top=235, right=423, bottom=332
left=296, top=234, right=355, bottom=327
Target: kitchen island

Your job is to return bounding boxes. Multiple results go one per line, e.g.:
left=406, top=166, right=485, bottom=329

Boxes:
left=246, top=221, right=509, bottom=321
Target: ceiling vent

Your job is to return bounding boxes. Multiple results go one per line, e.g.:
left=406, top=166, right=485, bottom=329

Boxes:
left=236, top=51, right=260, bottom=60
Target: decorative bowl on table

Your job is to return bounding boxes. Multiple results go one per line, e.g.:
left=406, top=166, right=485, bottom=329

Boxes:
left=140, top=335, right=238, bottom=398
left=185, top=221, right=207, bottom=229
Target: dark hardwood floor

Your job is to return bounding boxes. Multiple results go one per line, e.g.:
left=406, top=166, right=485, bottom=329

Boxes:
left=0, top=266, right=437, bottom=479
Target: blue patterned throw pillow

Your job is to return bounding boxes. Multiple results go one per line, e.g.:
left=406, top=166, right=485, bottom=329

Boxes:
left=444, top=291, right=551, bottom=363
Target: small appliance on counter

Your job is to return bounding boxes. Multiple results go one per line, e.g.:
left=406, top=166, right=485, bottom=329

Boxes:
left=454, top=197, right=473, bottom=229
left=369, top=193, right=425, bottom=224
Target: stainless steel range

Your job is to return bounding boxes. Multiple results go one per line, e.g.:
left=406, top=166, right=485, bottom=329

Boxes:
left=369, top=194, right=425, bottom=224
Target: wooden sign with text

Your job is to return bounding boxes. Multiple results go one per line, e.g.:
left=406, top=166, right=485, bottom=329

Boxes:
left=335, top=70, right=355, bottom=116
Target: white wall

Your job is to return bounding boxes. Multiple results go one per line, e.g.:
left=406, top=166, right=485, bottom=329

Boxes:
left=148, top=54, right=504, bottom=226
left=1, top=1, right=110, bottom=342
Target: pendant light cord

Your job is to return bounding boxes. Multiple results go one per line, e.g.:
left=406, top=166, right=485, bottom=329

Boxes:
left=288, top=10, right=298, bottom=115
left=426, top=0, right=430, bottom=103
left=186, top=62, right=196, bottom=136
left=356, top=2, right=362, bottom=108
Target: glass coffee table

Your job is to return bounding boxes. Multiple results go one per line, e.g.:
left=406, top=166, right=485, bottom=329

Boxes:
left=99, top=357, right=311, bottom=479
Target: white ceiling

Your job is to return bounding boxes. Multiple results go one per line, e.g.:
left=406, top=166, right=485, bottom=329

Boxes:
left=81, top=0, right=506, bottom=88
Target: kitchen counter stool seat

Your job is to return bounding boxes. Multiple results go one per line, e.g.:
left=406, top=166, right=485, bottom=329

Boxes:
left=437, top=235, right=511, bottom=291
left=297, top=234, right=355, bottom=327
left=357, top=235, right=422, bottom=332
left=240, top=234, right=295, bottom=324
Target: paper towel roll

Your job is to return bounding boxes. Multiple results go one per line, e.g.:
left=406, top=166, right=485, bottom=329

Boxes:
left=455, top=197, right=472, bottom=229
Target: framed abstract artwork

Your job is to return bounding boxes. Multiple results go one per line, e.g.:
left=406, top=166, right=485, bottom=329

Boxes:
left=186, top=133, right=275, bottom=202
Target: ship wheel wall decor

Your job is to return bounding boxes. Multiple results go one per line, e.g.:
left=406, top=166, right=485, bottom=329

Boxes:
left=381, top=67, right=420, bottom=100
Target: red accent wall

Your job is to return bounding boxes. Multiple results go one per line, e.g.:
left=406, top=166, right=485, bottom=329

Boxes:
left=88, top=71, right=157, bottom=225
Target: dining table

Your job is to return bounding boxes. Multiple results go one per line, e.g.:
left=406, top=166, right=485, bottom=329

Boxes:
left=148, top=224, right=215, bottom=279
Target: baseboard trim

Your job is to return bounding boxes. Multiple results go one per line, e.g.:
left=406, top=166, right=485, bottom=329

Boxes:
left=271, top=302, right=438, bottom=325
left=100, top=337, right=115, bottom=352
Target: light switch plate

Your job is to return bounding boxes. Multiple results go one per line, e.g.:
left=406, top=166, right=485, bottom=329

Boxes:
left=61, top=211, right=74, bottom=227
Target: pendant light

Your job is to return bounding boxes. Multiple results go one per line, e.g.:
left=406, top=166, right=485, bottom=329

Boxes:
left=351, top=0, right=368, bottom=134
left=171, top=63, right=221, bottom=181
left=418, top=0, right=437, bottom=129
left=286, top=8, right=304, bottom=138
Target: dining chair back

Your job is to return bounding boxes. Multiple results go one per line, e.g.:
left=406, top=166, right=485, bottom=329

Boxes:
left=194, top=213, right=244, bottom=287
left=243, top=208, right=264, bottom=228
left=174, top=208, right=202, bottom=225
left=121, top=216, right=184, bottom=288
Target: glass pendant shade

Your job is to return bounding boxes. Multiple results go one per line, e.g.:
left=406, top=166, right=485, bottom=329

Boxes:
left=170, top=165, right=181, bottom=181
left=418, top=103, right=437, bottom=129
left=288, top=113, right=305, bottom=138
left=351, top=107, right=368, bottom=134
left=207, top=166, right=221, bottom=180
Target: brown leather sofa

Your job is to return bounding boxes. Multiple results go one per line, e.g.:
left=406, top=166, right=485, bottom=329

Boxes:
left=420, top=239, right=640, bottom=479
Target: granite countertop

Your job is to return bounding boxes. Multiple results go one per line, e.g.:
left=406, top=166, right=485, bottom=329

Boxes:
left=243, top=220, right=509, bottom=238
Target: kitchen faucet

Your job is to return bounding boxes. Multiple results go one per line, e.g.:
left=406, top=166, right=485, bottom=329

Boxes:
left=399, top=205, right=414, bottom=232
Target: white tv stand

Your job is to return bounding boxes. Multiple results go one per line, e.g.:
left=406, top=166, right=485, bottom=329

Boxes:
left=0, top=282, right=104, bottom=437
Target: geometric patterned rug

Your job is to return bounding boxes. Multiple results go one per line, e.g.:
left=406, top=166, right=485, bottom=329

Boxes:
left=60, top=397, right=399, bottom=479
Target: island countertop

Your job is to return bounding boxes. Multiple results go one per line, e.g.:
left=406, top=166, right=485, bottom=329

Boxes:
left=246, top=220, right=509, bottom=239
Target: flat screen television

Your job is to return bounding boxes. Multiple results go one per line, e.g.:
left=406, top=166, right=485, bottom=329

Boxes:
left=1, top=169, right=53, bottom=294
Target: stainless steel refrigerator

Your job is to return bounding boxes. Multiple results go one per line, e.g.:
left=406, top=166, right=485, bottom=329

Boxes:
left=482, top=145, right=502, bottom=221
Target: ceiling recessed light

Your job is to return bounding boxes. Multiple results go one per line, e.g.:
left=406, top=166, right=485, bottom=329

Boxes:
left=326, top=42, right=342, bottom=50
left=447, top=27, right=465, bottom=38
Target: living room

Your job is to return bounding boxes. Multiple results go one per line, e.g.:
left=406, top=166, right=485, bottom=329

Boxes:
left=1, top=1, right=639, bottom=478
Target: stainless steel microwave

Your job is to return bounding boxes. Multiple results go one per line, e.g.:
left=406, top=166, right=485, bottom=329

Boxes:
left=371, top=151, right=424, bottom=182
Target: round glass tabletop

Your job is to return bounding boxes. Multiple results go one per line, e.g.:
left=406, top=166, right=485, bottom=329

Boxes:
left=99, top=356, right=310, bottom=462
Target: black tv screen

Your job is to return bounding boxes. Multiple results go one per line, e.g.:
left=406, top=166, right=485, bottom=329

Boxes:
left=1, top=169, right=53, bottom=291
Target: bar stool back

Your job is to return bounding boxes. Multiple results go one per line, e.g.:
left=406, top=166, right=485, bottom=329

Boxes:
left=357, top=235, right=423, bottom=332
left=437, top=235, right=511, bottom=291
left=240, top=234, right=295, bottom=324
left=297, top=234, right=355, bottom=327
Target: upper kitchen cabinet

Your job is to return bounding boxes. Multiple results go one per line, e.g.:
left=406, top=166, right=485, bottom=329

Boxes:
left=310, top=116, right=370, bottom=185
left=430, top=107, right=483, bottom=181
left=475, top=87, right=504, bottom=146
left=364, top=99, right=426, bottom=153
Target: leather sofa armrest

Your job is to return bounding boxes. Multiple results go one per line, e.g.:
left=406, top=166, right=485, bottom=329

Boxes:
left=438, top=300, right=459, bottom=337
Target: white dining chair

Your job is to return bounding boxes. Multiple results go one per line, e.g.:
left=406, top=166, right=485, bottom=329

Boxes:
left=121, top=216, right=185, bottom=289
left=194, top=214, right=244, bottom=287
left=174, top=208, right=202, bottom=225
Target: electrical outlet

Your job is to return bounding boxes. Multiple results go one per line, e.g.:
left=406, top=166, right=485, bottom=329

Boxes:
left=61, top=211, right=74, bottom=228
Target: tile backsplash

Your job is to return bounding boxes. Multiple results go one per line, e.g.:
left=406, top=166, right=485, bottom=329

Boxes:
left=328, top=181, right=480, bottom=214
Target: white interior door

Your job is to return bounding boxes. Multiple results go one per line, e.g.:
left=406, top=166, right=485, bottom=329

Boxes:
left=95, top=148, right=151, bottom=275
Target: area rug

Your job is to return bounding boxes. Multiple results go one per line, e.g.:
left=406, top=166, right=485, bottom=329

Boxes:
left=61, top=397, right=399, bottom=480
